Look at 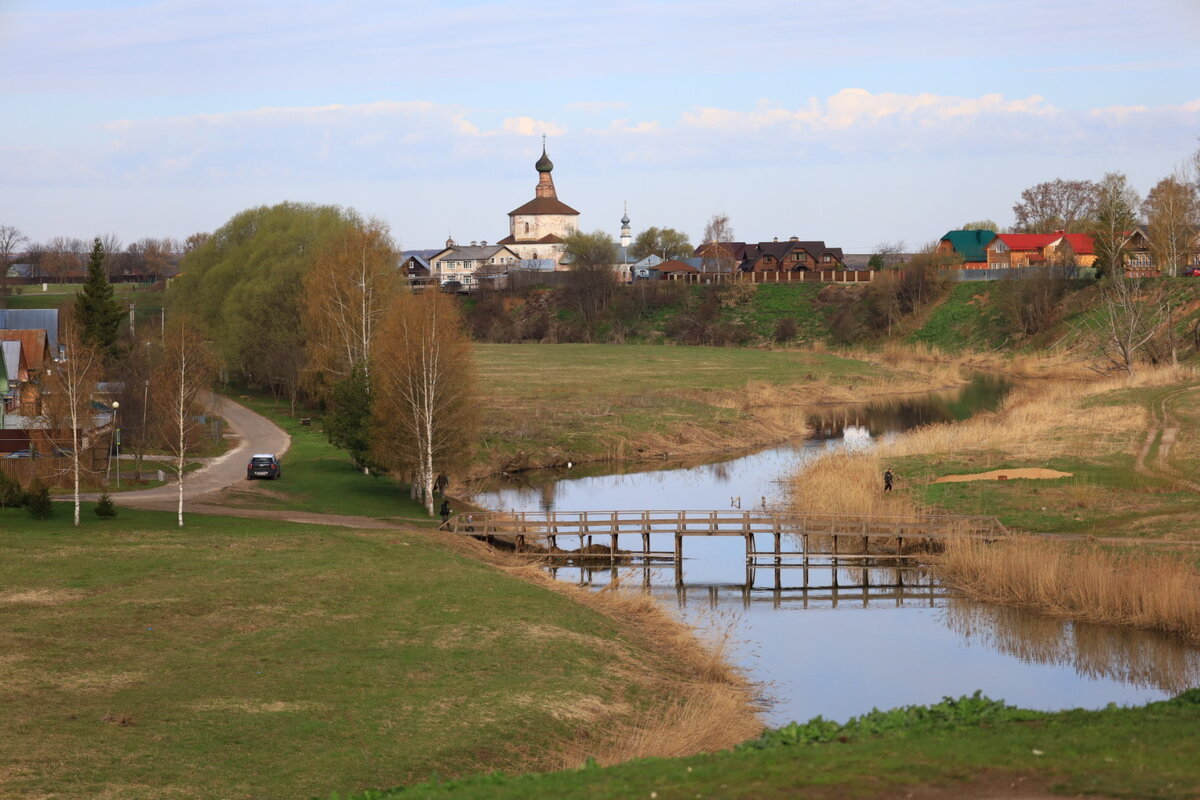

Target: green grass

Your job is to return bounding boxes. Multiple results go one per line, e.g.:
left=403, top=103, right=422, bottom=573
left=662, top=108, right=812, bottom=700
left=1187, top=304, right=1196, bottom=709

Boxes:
left=473, top=343, right=900, bottom=467
left=909, top=281, right=1008, bottom=351
left=330, top=690, right=1200, bottom=799
left=220, top=393, right=438, bottom=521
left=724, top=284, right=830, bottom=342
left=0, top=514, right=688, bottom=800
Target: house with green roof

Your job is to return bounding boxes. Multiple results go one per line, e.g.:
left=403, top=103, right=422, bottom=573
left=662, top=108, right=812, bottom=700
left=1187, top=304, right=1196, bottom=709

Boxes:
left=936, top=229, right=997, bottom=268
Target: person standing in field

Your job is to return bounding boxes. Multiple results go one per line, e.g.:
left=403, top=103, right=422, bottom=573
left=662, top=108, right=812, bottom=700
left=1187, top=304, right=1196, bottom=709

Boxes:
left=439, top=499, right=451, bottom=527
left=884, top=468, right=894, bottom=492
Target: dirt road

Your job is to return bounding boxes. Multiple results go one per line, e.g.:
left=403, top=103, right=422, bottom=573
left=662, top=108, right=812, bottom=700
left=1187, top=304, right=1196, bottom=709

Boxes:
left=80, top=394, right=291, bottom=512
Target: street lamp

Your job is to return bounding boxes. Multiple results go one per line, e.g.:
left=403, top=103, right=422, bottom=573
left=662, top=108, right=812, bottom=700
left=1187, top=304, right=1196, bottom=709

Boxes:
left=111, top=401, right=120, bottom=489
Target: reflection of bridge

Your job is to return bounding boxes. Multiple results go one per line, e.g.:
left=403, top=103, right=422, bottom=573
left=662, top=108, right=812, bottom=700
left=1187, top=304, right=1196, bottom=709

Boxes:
left=554, top=562, right=950, bottom=609
left=449, top=510, right=1006, bottom=584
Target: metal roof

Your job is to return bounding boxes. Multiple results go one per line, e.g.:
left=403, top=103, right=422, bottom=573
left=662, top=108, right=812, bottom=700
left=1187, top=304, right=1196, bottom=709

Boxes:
left=0, top=308, right=58, bottom=351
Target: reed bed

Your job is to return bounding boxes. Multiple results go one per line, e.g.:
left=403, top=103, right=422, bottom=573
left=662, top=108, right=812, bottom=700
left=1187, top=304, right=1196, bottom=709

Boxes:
left=933, top=537, right=1200, bottom=644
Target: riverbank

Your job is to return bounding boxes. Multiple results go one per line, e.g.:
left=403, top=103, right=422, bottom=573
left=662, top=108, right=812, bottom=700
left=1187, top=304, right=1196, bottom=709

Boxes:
left=329, top=689, right=1200, bottom=799
left=0, top=508, right=758, bottom=799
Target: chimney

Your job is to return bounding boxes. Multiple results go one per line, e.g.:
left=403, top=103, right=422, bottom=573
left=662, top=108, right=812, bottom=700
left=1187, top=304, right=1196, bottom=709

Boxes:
left=470, top=240, right=477, bottom=247
left=790, top=236, right=799, bottom=242
left=773, top=236, right=779, bottom=242
left=480, top=240, right=488, bottom=246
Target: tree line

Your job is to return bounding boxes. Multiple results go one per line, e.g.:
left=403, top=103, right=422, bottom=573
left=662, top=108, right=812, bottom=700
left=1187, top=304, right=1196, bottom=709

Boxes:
left=169, top=202, right=476, bottom=514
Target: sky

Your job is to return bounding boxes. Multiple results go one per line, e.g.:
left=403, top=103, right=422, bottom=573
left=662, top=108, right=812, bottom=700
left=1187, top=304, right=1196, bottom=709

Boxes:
left=3, top=0, right=1200, bottom=253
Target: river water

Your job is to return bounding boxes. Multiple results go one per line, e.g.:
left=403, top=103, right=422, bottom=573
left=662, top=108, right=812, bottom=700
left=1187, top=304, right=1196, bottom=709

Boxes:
left=471, top=376, right=1200, bottom=724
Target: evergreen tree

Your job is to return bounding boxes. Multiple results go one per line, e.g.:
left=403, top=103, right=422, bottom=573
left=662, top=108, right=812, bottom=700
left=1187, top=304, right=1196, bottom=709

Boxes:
left=25, top=480, right=53, bottom=519
left=94, top=492, right=118, bottom=518
left=74, top=237, right=124, bottom=360
left=324, top=367, right=382, bottom=474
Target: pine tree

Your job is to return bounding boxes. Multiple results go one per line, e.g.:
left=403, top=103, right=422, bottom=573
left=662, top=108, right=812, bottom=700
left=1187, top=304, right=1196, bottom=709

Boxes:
left=74, top=237, right=124, bottom=360
left=25, top=480, right=54, bottom=519
left=94, top=492, right=118, bottom=518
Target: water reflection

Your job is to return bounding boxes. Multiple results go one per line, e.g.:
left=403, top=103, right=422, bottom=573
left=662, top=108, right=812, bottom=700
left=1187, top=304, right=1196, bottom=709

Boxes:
left=943, top=602, right=1200, bottom=695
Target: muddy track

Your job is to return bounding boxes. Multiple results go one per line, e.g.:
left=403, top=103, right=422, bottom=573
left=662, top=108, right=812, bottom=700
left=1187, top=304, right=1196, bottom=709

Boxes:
left=1132, top=385, right=1200, bottom=492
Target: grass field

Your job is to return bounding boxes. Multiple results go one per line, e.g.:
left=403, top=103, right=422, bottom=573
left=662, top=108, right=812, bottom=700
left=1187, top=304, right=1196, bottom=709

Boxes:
left=3, top=284, right=165, bottom=328
left=332, top=690, right=1200, bottom=799
left=0, top=513, right=750, bottom=800
left=472, top=343, right=937, bottom=473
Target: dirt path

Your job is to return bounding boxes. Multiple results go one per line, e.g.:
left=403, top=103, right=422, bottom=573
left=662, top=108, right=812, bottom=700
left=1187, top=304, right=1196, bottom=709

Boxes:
left=76, top=394, right=294, bottom=512
left=1133, top=385, right=1200, bottom=492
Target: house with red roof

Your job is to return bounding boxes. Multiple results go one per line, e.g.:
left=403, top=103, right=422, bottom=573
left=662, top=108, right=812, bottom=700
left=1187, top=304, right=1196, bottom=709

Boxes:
left=986, top=231, right=1095, bottom=269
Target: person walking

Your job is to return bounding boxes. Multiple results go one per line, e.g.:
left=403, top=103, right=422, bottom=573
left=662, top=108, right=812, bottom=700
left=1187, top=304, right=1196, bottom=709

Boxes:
left=883, top=468, right=894, bottom=492
left=439, top=499, right=451, bottom=528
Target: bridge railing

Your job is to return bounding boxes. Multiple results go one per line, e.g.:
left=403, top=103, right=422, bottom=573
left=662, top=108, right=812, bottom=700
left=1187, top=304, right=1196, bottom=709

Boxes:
left=447, top=510, right=1006, bottom=539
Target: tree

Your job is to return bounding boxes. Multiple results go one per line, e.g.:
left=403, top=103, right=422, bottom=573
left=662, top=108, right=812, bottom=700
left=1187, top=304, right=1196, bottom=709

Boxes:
left=40, top=311, right=102, bottom=526
left=150, top=313, right=217, bottom=526
left=74, top=237, right=125, bottom=361
left=628, top=226, right=692, bottom=261
left=97, top=233, right=123, bottom=278
left=171, top=202, right=359, bottom=387
left=323, top=367, right=378, bottom=473
left=42, top=236, right=84, bottom=282
left=562, top=230, right=620, bottom=334
left=1091, top=275, right=1165, bottom=377
left=1012, top=178, right=1099, bottom=233
left=182, top=232, right=210, bottom=254
left=0, top=224, right=27, bottom=299
left=1093, top=172, right=1141, bottom=279
left=1143, top=175, right=1199, bottom=277
left=128, top=237, right=179, bottom=282
left=302, top=220, right=402, bottom=401
left=868, top=241, right=907, bottom=270
left=371, top=291, right=477, bottom=514
left=699, top=214, right=737, bottom=274
left=959, top=220, right=1000, bottom=232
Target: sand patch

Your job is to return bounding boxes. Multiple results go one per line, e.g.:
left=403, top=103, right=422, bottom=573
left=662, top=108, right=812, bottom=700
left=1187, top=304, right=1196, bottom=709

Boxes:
left=934, top=468, right=1074, bottom=483
left=0, top=589, right=85, bottom=606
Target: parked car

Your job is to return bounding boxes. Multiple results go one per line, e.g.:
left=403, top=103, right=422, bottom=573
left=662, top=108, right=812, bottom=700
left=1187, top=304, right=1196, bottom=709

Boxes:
left=4, top=449, right=32, bottom=459
left=1182, top=267, right=1200, bottom=277
left=246, top=453, right=281, bottom=480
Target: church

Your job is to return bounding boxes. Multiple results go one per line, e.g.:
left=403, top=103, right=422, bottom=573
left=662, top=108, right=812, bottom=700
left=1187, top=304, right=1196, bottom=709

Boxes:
left=495, top=140, right=580, bottom=267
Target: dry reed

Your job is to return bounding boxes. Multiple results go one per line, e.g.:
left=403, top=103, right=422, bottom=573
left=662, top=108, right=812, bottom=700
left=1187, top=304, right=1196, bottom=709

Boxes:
left=933, top=537, right=1200, bottom=644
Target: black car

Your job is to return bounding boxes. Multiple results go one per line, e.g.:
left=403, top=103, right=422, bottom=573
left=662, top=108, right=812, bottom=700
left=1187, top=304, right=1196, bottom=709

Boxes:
left=246, top=453, right=281, bottom=480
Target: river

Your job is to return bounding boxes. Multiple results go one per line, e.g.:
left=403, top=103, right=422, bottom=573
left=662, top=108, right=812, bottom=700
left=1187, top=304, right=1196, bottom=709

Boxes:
left=471, top=376, right=1200, bottom=724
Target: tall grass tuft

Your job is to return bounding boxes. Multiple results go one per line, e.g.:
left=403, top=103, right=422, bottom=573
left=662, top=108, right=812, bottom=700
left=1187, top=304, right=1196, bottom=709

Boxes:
left=933, top=537, right=1200, bottom=644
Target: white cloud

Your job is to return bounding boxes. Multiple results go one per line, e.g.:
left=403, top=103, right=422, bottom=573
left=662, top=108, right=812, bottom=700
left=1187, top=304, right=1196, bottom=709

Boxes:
left=566, top=101, right=630, bottom=113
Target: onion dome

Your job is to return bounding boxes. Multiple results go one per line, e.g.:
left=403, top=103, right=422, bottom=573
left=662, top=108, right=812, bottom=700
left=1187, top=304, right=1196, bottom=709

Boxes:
left=535, top=146, right=554, bottom=173
left=621, top=211, right=630, bottom=225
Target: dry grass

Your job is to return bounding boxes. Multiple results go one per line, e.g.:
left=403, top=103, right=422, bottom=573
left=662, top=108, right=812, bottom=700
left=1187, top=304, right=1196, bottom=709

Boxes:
left=933, top=536, right=1200, bottom=644
left=791, top=449, right=917, bottom=517
left=435, top=533, right=761, bottom=766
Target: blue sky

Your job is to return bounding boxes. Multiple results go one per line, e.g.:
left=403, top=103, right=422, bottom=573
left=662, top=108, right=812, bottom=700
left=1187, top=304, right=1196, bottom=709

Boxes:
left=3, top=0, right=1200, bottom=252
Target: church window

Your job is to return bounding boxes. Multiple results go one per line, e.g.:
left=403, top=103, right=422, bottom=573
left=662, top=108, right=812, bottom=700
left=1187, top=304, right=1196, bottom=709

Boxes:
left=524, top=222, right=530, bottom=234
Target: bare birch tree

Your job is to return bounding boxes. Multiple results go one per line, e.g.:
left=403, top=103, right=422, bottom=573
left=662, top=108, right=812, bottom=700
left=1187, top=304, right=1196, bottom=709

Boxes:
left=302, top=220, right=402, bottom=399
left=150, top=314, right=216, bottom=526
left=700, top=213, right=737, bottom=273
left=370, top=291, right=477, bottom=514
left=40, top=312, right=102, bottom=526
left=1091, top=275, right=1165, bottom=377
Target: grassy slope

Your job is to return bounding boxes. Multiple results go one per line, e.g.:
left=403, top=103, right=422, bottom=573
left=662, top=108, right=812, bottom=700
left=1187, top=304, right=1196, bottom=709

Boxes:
left=908, top=281, right=1008, bottom=351
left=335, top=692, right=1200, bottom=799
left=474, top=343, right=896, bottom=468
left=0, top=509, right=705, bottom=800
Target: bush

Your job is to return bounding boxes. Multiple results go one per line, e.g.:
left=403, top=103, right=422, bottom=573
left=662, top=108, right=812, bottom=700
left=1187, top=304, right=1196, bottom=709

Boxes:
left=94, top=492, right=118, bottom=518
left=25, top=480, right=54, bottom=519
left=0, top=472, right=25, bottom=509
left=772, top=317, right=798, bottom=343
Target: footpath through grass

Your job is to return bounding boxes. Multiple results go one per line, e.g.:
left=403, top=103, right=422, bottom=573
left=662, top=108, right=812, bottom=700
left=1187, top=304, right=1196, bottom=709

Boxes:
left=333, top=690, right=1200, bottom=799
left=0, top=511, right=698, bottom=800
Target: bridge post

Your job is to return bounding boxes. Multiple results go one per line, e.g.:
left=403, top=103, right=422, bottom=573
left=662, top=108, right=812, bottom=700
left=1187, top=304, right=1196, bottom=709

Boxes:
left=610, top=511, right=618, bottom=564
left=674, top=532, right=683, bottom=587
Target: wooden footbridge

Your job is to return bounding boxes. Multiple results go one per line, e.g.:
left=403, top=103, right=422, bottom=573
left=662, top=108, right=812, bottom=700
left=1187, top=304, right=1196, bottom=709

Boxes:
left=446, top=509, right=1006, bottom=568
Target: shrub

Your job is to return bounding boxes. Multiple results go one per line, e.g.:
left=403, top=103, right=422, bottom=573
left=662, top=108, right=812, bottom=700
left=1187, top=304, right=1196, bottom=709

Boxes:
left=25, top=480, right=54, bottom=519
left=0, top=472, right=25, bottom=509
left=772, top=317, right=798, bottom=343
left=94, top=492, right=118, bottom=518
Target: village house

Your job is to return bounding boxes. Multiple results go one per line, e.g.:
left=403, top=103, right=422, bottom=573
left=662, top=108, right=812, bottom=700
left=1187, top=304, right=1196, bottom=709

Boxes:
left=1123, top=225, right=1200, bottom=274
left=693, top=238, right=846, bottom=273
left=429, top=241, right=521, bottom=288
left=937, top=230, right=996, bottom=268
left=0, top=329, right=52, bottom=416
left=986, top=231, right=1096, bottom=270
